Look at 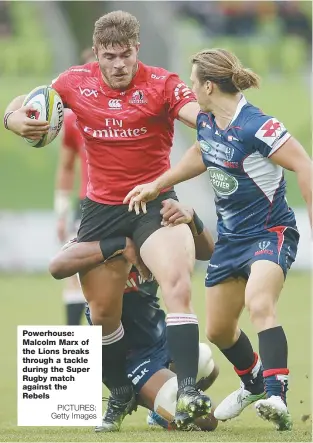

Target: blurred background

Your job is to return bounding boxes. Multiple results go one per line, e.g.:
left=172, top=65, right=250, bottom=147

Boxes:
left=0, top=1, right=311, bottom=438
left=0, top=0, right=311, bottom=271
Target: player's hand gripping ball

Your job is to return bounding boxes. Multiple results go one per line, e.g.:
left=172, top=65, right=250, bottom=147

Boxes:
left=22, top=86, right=64, bottom=147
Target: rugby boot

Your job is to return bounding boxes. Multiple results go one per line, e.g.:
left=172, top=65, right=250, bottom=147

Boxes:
left=175, top=386, right=211, bottom=429
left=214, top=356, right=265, bottom=420
left=255, top=395, right=292, bottom=431
left=95, top=391, right=137, bottom=432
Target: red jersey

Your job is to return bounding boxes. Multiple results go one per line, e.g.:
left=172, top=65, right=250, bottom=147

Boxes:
left=52, top=61, right=196, bottom=204
left=62, top=110, right=88, bottom=199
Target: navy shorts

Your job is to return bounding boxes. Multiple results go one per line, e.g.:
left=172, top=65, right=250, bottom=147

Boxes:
left=127, top=337, right=171, bottom=393
left=205, top=226, right=299, bottom=287
left=85, top=305, right=171, bottom=393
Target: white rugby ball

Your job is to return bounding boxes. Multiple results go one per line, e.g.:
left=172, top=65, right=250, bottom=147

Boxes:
left=22, top=85, right=64, bottom=148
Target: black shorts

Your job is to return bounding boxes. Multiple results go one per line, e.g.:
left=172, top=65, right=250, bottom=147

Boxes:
left=77, top=190, right=178, bottom=249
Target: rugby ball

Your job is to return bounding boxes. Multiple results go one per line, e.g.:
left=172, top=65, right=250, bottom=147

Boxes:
left=22, top=85, right=64, bottom=148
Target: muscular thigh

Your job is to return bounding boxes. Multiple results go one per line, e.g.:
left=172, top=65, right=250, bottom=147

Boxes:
left=140, top=224, right=195, bottom=312
left=132, top=190, right=179, bottom=250
left=79, top=258, right=131, bottom=323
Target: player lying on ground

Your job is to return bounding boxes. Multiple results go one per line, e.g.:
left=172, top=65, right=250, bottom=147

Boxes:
left=50, top=199, right=218, bottom=431
left=124, top=48, right=313, bottom=431
left=4, top=11, right=211, bottom=430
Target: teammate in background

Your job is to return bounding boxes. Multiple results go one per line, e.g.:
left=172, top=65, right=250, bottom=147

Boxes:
left=50, top=199, right=218, bottom=432
left=4, top=11, right=210, bottom=430
left=124, top=48, right=312, bottom=431
left=54, top=48, right=95, bottom=325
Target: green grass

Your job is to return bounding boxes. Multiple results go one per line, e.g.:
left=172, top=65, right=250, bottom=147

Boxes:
left=0, top=271, right=311, bottom=441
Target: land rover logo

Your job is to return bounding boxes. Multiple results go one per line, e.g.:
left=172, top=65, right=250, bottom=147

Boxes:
left=199, top=140, right=212, bottom=154
left=207, top=167, right=238, bottom=196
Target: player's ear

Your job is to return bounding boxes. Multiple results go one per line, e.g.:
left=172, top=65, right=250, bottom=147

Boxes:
left=135, top=43, right=140, bottom=54
left=206, top=80, right=213, bottom=95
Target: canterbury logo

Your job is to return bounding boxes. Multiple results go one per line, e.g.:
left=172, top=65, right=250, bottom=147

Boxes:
left=79, top=87, right=98, bottom=97
left=108, top=99, right=122, bottom=109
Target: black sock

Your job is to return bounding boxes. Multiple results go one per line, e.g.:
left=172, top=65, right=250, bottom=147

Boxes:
left=258, top=327, right=289, bottom=403
left=66, top=303, right=85, bottom=325
left=221, top=330, right=255, bottom=370
left=102, top=324, right=133, bottom=399
left=166, top=313, right=199, bottom=391
left=258, top=326, right=288, bottom=371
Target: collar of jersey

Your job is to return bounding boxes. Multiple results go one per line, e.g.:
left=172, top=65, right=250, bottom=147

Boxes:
left=96, top=61, right=147, bottom=98
left=211, top=94, right=247, bottom=133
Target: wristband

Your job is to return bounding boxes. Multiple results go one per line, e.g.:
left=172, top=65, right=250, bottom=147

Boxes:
left=54, top=191, right=71, bottom=218
left=3, top=111, right=14, bottom=130
left=99, top=237, right=127, bottom=261
left=188, top=211, right=204, bottom=236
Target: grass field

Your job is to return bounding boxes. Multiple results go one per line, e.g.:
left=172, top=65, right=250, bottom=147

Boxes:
left=0, top=271, right=311, bottom=442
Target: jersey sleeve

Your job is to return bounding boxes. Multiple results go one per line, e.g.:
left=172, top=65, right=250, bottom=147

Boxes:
left=164, top=74, right=196, bottom=119
left=62, top=114, right=79, bottom=152
left=247, top=114, right=291, bottom=158
left=50, top=71, right=71, bottom=107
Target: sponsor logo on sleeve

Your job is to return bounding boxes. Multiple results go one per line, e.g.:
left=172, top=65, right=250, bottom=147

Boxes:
left=174, top=83, right=192, bottom=101
left=255, top=118, right=287, bottom=148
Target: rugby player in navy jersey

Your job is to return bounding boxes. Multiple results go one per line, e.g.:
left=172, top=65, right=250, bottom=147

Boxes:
left=124, top=49, right=312, bottom=431
left=50, top=199, right=218, bottom=432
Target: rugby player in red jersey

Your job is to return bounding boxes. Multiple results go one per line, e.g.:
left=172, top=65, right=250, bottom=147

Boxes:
left=50, top=199, right=218, bottom=432
left=54, top=48, right=94, bottom=326
left=3, top=10, right=209, bottom=431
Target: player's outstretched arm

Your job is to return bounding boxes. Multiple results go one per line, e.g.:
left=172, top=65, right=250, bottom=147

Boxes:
left=270, top=137, right=312, bottom=229
left=49, top=237, right=151, bottom=280
left=160, top=199, right=214, bottom=260
left=124, top=142, right=206, bottom=212
left=4, top=94, right=49, bottom=139
left=177, top=102, right=200, bottom=129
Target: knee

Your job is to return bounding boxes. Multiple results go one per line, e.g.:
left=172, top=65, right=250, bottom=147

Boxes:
left=161, top=273, right=192, bottom=311
left=246, top=295, right=276, bottom=324
left=88, top=300, right=120, bottom=328
left=49, top=256, right=65, bottom=279
left=205, top=323, right=238, bottom=349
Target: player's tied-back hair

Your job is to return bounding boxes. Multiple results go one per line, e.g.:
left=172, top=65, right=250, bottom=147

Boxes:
left=93, top=10, right=140, bottom=48
left=192, top=48, right=260, bottom=93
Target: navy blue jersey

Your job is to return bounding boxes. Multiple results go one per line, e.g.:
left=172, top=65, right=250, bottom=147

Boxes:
left=197, top=96, right=297, bottom=237
left=122, top=268, right=165, bottom=352
left=85, top=267, right=165, bottom=352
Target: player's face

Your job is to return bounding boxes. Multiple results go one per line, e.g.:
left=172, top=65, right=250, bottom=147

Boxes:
left=94, top=44, right=139, bottom=90
left=190, top=64, right=212, bottom=112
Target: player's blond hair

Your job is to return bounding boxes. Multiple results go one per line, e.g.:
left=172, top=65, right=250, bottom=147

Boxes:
left=93, top=10, right=140, bottom=48
left=191, top=48, right=260, bottom=93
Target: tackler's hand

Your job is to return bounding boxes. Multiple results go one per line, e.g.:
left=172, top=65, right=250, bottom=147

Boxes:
left=161, top=199, right=194, bottom=227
